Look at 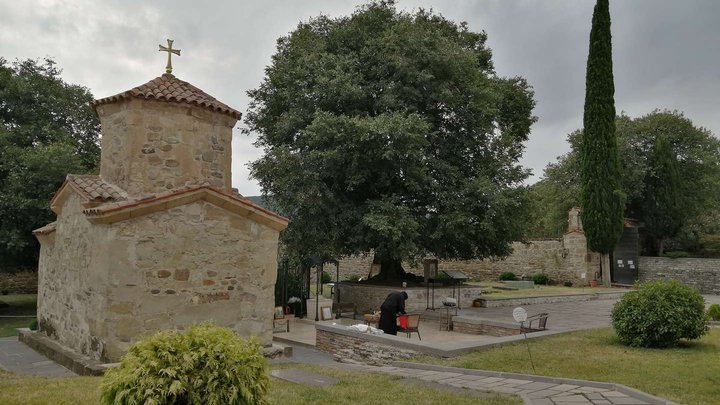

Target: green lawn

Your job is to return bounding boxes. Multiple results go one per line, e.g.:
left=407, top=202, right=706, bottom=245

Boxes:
left=0, top=365, right=521, bottom=405
left=416, top=328, right=720, bottom=405
left=0, top=294, right=37, bottom=337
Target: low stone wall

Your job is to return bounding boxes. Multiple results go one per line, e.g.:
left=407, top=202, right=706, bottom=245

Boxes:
left=451, top=317, right=521, bottom=337
left=0, top=271, right=38, bottom=294
left=477, top=292, right=626, bottom=308
left=335, top=283, right=484, bottom=314
left=316, top=325, right=421, bottom=365
left=639, top=257, right=720, bottom=294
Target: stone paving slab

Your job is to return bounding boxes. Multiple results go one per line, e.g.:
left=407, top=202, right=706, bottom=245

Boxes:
left=0, top=337, right=75, bottom=377
left=270, top=368, right=338, bottom=386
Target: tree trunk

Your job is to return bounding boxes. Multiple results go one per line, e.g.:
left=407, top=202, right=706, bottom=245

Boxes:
left=601, top=252, right=612, bottom=287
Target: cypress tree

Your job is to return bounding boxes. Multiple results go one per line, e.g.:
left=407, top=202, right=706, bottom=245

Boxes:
left=642, top=135, right=682, bottom=255
left=580, top=0, right=624, bottom=286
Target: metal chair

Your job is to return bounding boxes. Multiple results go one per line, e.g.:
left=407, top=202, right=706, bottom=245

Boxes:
left=398, top=314, right=421, bottom=340
left=523, top=313, right=549, bottom=332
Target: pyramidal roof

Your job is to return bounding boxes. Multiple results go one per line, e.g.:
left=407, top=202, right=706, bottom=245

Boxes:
left=92, top=73, right=241, bottom=119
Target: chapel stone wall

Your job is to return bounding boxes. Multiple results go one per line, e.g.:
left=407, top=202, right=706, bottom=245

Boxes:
left=36, top=193, right=109, bottom=359
left=100, top=200, right=279, bottom=361
left=97, top=99, right=234, bottom=196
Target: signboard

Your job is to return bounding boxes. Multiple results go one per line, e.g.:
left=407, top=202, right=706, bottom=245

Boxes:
left=513, top=307, right=527, bottom=323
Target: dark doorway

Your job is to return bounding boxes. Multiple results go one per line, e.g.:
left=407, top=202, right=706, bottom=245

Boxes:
left=612, top=225, right=639, bottom=285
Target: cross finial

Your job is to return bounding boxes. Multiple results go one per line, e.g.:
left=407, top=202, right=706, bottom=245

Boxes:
left=158, top=39, right=181, bottom=74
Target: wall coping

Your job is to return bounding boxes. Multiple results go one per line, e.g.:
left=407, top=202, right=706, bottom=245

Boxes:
left=480, top=291, right=626, bottom=302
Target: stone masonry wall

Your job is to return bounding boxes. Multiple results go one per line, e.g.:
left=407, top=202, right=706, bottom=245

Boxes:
left=0, top=271, right=38, bottom=294
left=97, top=99, right=235, bottom=196
left=101, top=200, right=279, bottom=361
left=36, top=193, right=109, bottom=359
left=639, top=256, right=720, bottom=294
left=316, top=328, right=419, bottom=365
left=451, top=321, right=520, bottom=337
left=333, top=232, right=599, bottom=286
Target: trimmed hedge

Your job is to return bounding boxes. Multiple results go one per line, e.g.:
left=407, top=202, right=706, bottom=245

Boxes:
left=101, top=323, right=269, bottom=405
left=611, top=280, right=708, bottom=348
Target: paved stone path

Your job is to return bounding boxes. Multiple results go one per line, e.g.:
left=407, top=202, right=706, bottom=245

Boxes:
left=0, top=337, right=74, bottom=377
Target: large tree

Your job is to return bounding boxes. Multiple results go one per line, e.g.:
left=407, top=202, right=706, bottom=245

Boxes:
left=0, top=58, right=99, bottom=270
left=245, top=2, right=536, bottom=281
left=579, top=0, right=624, bottom=286
left=531, top=111, right=720, bottom=254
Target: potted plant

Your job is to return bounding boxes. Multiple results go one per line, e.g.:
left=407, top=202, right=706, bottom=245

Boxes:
left=590, top=280, right=598, bottom=288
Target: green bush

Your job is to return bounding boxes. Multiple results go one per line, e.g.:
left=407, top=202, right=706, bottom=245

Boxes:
left=499, top=272, right=517, bottom=281
left=663, top=251, right=690, bottom=259
left=101, top=323, right=269, bottom=405
left=348, top=274, right=361, bottom=282
left=531, top=273, right=549, bottom=285
left=563, top=281, right=573, bottom=287
left=611, top=280, right=708, bottom=348
left=321, top=271, right=332, bottom=284
left=707, top=304, right=720, bottom=321
left=29, top=319, right=38, bottom=330
left=700, top=234, right=720, bottom=258
left=1, top=289, right=8, bottom=295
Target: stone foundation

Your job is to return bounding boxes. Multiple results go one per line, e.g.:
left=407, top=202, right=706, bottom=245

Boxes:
left=316, top=325, right=421, bottom=365
left=451, top=317, right=522, bottom=337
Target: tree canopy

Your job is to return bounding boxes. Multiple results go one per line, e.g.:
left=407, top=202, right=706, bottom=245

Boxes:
left=0, top=58, right=99, bottom=269
left=531, top=111, right=720, bottom=255
left=245, top=2, right=536, bottom=279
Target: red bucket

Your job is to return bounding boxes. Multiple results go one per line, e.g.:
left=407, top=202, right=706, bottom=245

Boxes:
left=398, top=315, right=409, bottom=329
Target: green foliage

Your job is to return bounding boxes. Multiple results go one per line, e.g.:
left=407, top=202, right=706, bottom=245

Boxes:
left=321, top=271, right=332, bottom=284
left=706, top=304, right=720, bottom=321
left=530, top=273, right=549, bottom=285
left=642, top=135, right=682, bottom=254
left=100, top=324, right=269, bottom=405
left=663, top=251, right=689, bottom=259
left=699, top=234, right=720, bottom=258
left=563, top=281, right=573, bottom=287
left=348, top=274, right=361, bottom=282
left=28, top=318, right=37, bottom=330
left=579, top=0, right=624, bottom=254
left=611, top=280, right=708, bottom=348
left=499, top=272, right=517, bottom=281
left=245, top=2, right=535, bottom=278
left=0, top=58, right=99, bottom=269
left=0, top=290, right=7, bottom=295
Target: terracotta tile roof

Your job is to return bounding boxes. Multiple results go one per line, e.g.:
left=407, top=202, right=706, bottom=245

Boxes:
left=82, top=185, right=289, bottom=231
left=92, top=73, right=241, bottom=119
left=32, top=221, right=57, bottom=235
left=66, top=175, right=127, bottom=203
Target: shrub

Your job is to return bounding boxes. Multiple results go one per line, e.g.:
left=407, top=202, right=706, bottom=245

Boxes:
left=1, top=289, right=8, bottom=295
left=321, top=271, right=332, bottom=284
left=348, top=274, right=361, bottom=282
left=29, top=319, right=38, bottom=330
left=700, top=234, right=720, bottom=258
left=499, top=272, right=517, bottom=281
left=707, top=304, right=720, bottom=321
left=531, top=273, right=549, bottom=285
left=563, top=281, right=573, bottom=287
left=101, top=323, right=269, bottom=405
left=663, top=251, right=689, bottom=259
left=611, top=280, right=708, bottom=348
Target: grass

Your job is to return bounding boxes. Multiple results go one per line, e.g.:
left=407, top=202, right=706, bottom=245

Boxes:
left=416, top=327, right=720, bottom=405
left=468, top=281, right=626, bottom=298
left=0, top=365, right=522, bottom=405
left=0, top=294, right=37, bottom=337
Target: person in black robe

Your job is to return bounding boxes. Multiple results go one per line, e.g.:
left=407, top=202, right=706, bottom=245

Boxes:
left=378, top=291, right=408, bottom=335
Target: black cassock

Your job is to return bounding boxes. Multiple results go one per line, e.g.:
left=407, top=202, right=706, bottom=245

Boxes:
left=378, top=291, right=407, bottom=335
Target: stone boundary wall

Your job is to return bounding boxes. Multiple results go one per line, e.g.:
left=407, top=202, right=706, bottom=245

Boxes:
left=638, top=256, right=720, bottom=294
left=0, top=271, right=38, bottom=294
left=332, top=232, right=599, bottom=286
left=336, top=283, right=484, bottom=314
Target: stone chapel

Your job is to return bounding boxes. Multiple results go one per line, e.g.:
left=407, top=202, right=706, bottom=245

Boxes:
left=32, top=67, right=288, bottom=361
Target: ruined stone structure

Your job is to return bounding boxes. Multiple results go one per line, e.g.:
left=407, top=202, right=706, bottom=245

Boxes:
left=33, top=73, right=288, bottom=361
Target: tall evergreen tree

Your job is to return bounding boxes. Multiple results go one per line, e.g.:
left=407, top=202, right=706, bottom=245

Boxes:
left=642, top=135, right=682, bottom=255
left=579, top=0, right=624, bottom=286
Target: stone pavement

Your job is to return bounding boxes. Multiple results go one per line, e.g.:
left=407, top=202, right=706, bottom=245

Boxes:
left=0, top=337, right=74, bottom=377
left=276, top=343, right=677, bottom=405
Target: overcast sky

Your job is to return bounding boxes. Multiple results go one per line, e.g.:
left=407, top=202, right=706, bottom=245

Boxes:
left=1, top=0, right=718, bottom=196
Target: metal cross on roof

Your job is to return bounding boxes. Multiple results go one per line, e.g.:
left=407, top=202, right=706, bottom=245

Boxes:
left=158, top=39, right=181, bottom=74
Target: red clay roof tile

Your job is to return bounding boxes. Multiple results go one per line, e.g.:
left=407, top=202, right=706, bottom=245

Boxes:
left=92, top=73, right=241, bottom=119
left=66, top=175, right=127, bottom=203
